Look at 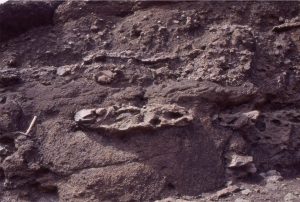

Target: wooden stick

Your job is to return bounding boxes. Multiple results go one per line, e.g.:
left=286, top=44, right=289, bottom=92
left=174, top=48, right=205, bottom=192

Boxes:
left=13, top=116, right=37, bottom=136
left=25, top=116, right=37, bottom=135
left=272, top=22, right=300, bottom=32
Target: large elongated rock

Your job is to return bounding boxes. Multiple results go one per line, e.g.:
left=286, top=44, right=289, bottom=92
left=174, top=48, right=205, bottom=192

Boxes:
left=145, top=80, right=258, bottom=105
left=75, top=104, right=193, bottom=133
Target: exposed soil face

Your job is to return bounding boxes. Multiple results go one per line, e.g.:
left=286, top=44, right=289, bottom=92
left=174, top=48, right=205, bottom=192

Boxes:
left=1, top=1, right=300, bottom=201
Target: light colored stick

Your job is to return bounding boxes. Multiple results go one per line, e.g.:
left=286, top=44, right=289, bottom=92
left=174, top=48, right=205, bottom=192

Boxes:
left=273, top=22, right=300, bottom=32
left=25, top=116, right=37, bottom=135
left=12, top=115, right=38, bottom=136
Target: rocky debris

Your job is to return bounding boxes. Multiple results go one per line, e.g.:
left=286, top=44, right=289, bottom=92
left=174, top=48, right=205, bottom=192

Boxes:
left=215, top=108, right=300, bottom=171
left=266, top=170, right=281, bottom=176
left=213, top=185, right=240, bottom=199
left=262, top=170, right=284, bottom=184
left=238, top=110, right=300, bottom=169
left=1, top=135, right=36, bottom=188
left=3, top=54, right=18, bottom=67
left=284, top=193, right=298, bottom=202
left=195, top=172, right=300, bottom=201
left=155, top=197, right=188, bottom=202
left=94, top=70, right=117, bottom=85
left=75, top=104, right=193, bottom=132
left=265, top=182, right=279, bottom=191
left=0, top=70, right=21, bottom=87
left=82, top=50, right=180, bottom=65
left=83, top=51, right=107, bottom=65
left=266, top=175, right=284, bottom=183
left=216, top=110, right=260, bottom=129
left=155, top=195, right=202, bottom=202
left=182, top=25, right=255, bottom=86
left=258, top=170, right=284, bottom=193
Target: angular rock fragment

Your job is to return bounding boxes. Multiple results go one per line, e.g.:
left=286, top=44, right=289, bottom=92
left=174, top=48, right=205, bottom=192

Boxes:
left=226, top=153, right=257, bottom=178
left=74, top=109, right=97, bottom=123
left=182, top=25, right=255, bottom=85
left=214, top=185, right=240, bottom=199
left=217, top=110, right=260, bottom=129
left=57, top=65, right=72, bottom=76
left=241, top=189, right=251, bottom=195
left=94, top=70, right=116, bottom=85
left=227, top=153, right=254, bottom=168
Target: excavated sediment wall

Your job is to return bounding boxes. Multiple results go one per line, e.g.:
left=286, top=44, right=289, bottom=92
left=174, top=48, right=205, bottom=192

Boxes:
left=1, top=1, right=300, bottom=201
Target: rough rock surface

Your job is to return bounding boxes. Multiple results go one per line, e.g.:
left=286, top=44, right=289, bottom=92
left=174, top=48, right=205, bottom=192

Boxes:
left=1, top=1, right=300, bottom=201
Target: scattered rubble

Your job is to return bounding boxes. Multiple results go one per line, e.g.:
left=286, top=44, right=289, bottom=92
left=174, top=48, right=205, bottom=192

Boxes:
left=264, top=170, right=284, bottom=184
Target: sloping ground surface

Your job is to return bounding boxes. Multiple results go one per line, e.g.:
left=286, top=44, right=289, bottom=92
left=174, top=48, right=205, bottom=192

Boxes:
left=1, top=1, right=300, bottom=201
